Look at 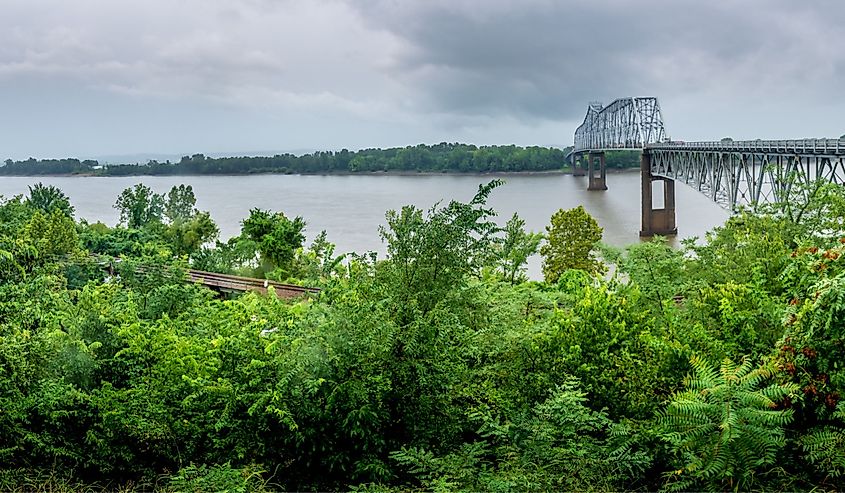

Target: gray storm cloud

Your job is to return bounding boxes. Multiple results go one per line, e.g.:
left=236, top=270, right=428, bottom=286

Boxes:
left=0, top=0, right=843, bottom=158
left=346, top=0, right=845, bottom=120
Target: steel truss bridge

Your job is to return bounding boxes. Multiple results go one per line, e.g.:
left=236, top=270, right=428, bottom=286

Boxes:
left=571, top=97, right=845, bottom=236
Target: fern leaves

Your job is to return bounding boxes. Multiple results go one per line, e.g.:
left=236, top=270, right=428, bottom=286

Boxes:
left=660, top=356, right=797, bottom=490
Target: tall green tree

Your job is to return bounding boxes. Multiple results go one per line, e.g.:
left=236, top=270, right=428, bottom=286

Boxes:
left=165, top=184, right=197, bottom=223
left=114, top=184, right=164, bottom=229
left=164, top=211, right=219, bottom=257
left=241, top=208, right=306, bottom=275
left=379, top=180, right=502, bottom=318
left=495, top=213, right=543, bottom=283
left=540, top=205, right=604, bottom=282
left=26, top=183, right=75, bottom=218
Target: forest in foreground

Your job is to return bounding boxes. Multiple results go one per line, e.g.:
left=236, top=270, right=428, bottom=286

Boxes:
left=1, top=178, right=844, bottom=492
left=0, top=143, right=643, bottom=177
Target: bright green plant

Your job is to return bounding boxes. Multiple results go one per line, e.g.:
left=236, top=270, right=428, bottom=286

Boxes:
left=240, top=208, right=306, bottom=276
left=114, top=184, right=165, bottom=229
left=495, top=213, right=543, bottom=284
left=660, top=356, right=796, bottom=491
left=540, top=205, right=604, bottom=282
left=800, top=402, right=845, bottom=479
left=26, top=183, right=75, bottom=218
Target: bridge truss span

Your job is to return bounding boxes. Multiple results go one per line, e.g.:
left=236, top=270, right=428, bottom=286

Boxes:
left=647, top=139, right=845, bottom=210
left=570, top=96, right=845, bottom=235
left=573, top=97, right=667, bottom=152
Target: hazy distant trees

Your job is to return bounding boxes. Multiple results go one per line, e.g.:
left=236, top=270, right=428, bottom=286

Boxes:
left=1, top=143, right=577, bottom=176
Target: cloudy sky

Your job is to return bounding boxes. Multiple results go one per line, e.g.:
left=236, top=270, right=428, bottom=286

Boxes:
left=1, top=0, right=843, bottom=160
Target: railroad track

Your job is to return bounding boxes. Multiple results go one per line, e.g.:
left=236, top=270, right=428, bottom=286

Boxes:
left=186, top=269, right=320, bottom=299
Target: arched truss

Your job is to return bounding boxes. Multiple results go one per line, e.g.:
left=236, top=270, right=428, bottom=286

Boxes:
left=573, top=97, right=667, bottom=152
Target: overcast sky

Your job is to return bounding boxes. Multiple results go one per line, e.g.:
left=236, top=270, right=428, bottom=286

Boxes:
left=1, top=0, right=843, bottom=160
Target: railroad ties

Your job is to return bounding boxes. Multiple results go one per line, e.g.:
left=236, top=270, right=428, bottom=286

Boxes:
left=186, top=269, right=320, bottom=299
left=96, top=256, right=319, bottom=300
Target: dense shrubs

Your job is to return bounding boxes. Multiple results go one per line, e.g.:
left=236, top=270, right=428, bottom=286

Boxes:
left=0, top=179, right=844, bottom=490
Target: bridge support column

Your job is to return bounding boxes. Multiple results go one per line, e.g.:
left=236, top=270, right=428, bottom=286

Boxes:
left=571, top=153, right=586, bottom=175
left=587, top=152, right=607, bottom=190
left=640, top=151, right=677, bottom=236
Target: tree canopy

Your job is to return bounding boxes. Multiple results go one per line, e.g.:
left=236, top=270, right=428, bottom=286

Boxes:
left=540, top=205, right=604, bottom=282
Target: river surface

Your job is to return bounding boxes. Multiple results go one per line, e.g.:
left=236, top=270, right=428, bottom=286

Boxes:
left=0, top=172, right=730, bottom=278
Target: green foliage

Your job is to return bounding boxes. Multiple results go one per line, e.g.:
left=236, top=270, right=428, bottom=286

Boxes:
left=164, top=184, right=197, bottom=223
left=800, top=403, right=845, bottom=479
left=549, top=280, right=673, bottom=419
left=686, top=281, right=784, bottom=359
left=683, top=212, right=794, bottom=294
left=604, top=150, right=641, bottom=168
left=379, top=180, right=502, bottom=319
left=240, top=208, right=306, bottom=276
left=163, top=211, right=219, bottom=257
left=114, top=183, right=165, bottom=228
left=494, top=213, right=543, bottom=283
left=610, top=236, right=685, bottom=313
left=3, top=178, right=845, bottom=491
left=79, top=221, right=167, bottom=257
left=168, top=463, right=271, bottom=493
left=540, top=205, right=604, bottom=282
left=390, top=380, right=650, bottom=492
left=0, top=144, right=572, bottom=176
left=26, top=183, right=75, bottom=218
left=660, top=356, right=796, bottom=491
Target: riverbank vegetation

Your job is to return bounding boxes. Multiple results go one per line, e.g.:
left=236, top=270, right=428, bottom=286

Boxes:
left=1, top=178, right=844, bottom=491
left=0, top=143, right=578, bottom=177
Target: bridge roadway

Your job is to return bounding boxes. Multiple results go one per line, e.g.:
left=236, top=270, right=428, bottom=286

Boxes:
left=570, top=98, right=845, bottom=236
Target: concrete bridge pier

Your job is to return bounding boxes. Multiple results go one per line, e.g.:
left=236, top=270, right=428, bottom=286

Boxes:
left=640, top=151, right=677, bottom=236
left=587, top=152, right=607, bottom=190
left=571, top=153, right=586, bottom=176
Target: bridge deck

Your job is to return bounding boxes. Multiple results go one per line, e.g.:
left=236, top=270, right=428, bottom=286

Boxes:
left=574, top=139, right=845, bottom=155
left=647, top=139, right=845, bottom=155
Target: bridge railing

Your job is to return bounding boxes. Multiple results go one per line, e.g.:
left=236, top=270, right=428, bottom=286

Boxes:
left=647, top=138, right=845, bottom=155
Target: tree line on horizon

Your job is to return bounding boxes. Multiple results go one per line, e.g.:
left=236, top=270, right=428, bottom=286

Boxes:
left=0, top=143, right=647, bottom=177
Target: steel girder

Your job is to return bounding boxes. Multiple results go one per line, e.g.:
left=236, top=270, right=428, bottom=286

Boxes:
left=647, top=139, right=845, bottom=210
left=574, top=97, right=667, bottom=152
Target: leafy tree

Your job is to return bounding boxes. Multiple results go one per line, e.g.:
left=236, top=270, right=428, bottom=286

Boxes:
left=26, top=183, right=75, bottom=218
left=609, top=237, right=684, bottom=313
left=241, top=208, right=306, bottom=276
left=163, top=211, right=219, bottom=257
left=22, top=210, right=79, bottom=261
left=114, top=184, right=164, bottom=229
left=540, top=205, right=604, bottom=282
left=165, top=184, right=197, bottom=223
left=495, top=213, right=543, bottom=283
left=660, top=356, right=796, bottom=491
left=379, top=180, right=502, bottom=319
